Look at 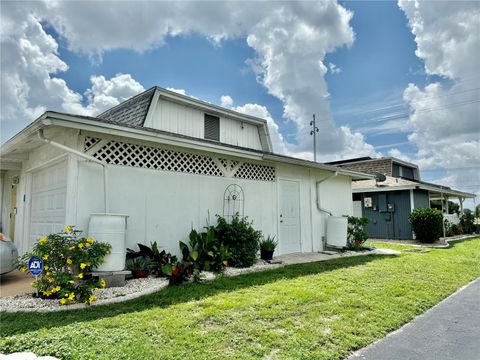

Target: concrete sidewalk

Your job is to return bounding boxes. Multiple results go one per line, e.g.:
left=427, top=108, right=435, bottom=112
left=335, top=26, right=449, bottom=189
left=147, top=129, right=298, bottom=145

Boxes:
left=0, top=270, right=34, bottom=298
left=348, top=277, right=480, bottom=360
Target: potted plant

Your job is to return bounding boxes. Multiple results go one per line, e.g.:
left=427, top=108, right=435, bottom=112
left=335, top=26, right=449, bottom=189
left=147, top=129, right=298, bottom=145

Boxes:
left=259, top=235, right=277, bottom=261
left=125, top=257, right=151, bottom=278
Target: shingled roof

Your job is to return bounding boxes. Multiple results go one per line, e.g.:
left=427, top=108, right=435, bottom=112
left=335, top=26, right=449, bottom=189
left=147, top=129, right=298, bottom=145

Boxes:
left=97, top=87, right=155, bottom=126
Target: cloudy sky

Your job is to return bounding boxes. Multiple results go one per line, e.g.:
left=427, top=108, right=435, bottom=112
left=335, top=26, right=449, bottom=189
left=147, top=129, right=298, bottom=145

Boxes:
left=1, top=0, right=479, bottom=207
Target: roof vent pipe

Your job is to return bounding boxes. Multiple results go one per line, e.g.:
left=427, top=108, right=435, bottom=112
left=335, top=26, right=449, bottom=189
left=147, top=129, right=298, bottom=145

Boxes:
left=38, top=129, right=109, bottom=213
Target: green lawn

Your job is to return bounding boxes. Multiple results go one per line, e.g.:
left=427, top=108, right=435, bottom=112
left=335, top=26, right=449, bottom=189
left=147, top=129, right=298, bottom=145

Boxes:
left=1, top=239, right=479, bottom=360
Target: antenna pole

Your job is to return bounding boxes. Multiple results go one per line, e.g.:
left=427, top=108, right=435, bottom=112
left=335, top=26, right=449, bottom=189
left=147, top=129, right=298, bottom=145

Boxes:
left=310, top=114, right=319, bottom=162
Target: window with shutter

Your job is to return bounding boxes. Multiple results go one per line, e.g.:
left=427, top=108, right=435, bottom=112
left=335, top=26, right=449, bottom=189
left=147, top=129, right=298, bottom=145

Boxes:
left=204, top=114, right=220, bottom=141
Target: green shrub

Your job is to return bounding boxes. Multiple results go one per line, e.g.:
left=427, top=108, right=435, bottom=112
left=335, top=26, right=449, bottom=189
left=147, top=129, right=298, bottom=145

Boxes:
left=459, top=209, right=475, bottom=234
left=409, top=208, right=443, bottom=243
left=18, top=226, right=111, bottom=305
left=347, top=216, right=370, bottom=250
left=215, top=215, right=261, bottom=268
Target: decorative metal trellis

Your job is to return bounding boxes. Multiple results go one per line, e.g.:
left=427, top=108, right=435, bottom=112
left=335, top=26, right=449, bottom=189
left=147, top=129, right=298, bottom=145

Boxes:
left=223, top=184, right=245, bottom=221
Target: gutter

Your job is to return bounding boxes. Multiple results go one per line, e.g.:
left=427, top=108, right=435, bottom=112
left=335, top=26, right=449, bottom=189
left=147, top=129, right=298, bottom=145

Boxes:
left=38, top=129, right=109, bottom=213
left=316, top=171, right=338, bottom=216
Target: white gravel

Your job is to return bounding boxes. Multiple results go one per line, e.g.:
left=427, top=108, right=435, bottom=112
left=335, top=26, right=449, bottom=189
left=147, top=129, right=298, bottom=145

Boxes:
left=0, top=277, right=168, bottom=313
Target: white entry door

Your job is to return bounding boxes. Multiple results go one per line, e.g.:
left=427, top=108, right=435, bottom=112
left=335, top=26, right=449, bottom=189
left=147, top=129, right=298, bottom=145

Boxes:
left=279, top=179, right=301, bottom=254
left=29, top=161, right=68, bottom=251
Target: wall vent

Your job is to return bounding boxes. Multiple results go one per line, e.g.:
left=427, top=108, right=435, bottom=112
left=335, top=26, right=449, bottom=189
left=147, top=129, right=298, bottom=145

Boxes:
left=233, top=162, right=276, bottom=182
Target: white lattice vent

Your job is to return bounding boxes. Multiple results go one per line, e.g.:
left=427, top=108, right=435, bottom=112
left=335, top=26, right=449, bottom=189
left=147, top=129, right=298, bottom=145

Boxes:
left=234, top=162, right=275, bottom=182
left=84, top=136, right=101, bottom=151
left=219, top=158, right=239, bottom=171
left=92, top=140, right=224, bottom=177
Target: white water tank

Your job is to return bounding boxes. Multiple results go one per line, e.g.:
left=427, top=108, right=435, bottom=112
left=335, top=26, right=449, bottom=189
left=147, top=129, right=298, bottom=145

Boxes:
left=89, top=213, right=129, bottom=271
left=326, top=216, right=348, bottom=248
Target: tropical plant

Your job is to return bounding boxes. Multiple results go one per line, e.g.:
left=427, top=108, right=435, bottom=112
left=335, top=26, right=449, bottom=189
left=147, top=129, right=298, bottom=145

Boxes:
left=347, top=216, right=370, bottom=250
left=259, top=235, right=277, bottom=252
left=161, top=260, right=194, bottom=285
left=186, top=227, right=230, bottom=272
left=214, top=215, right=261, bottom=268
left=17, top=226, right=110, bottom=305
left=409, top=208, right=443, bottom=243
left=126, top=241, right=177, bottom=276
left=125, top=256, right=151, bottom=278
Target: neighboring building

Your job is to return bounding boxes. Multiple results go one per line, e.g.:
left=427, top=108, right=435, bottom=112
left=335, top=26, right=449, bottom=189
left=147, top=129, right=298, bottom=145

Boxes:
left=1, top=87, right=372, bottom=256
left=326, top=157, right=475, bottom=240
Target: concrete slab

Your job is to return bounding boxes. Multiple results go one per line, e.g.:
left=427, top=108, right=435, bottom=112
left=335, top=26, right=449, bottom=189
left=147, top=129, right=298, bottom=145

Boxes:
left=0, top=270, right=35, bottom=298
left=348, top=277, right=480, bottom=360
left=275, top=248, right=399, bottom=266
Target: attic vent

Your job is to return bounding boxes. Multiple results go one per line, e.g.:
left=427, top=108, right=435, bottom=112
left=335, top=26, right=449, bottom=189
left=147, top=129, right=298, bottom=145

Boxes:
left=92, top=140, right=224, bottom=177
left=84, top=136, right=101, bottom=151
left=233, top=162, right=276, bottom=182
left=204, top=114, right=220, bottom=141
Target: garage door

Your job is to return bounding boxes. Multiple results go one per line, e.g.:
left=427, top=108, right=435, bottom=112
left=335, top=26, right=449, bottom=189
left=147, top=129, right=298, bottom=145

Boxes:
left=29, top=161, right=67, bottom=250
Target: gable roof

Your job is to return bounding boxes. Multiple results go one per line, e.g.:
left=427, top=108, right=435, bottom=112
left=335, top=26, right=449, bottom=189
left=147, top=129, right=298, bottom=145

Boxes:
left=97, top=87, right=156, bottom=126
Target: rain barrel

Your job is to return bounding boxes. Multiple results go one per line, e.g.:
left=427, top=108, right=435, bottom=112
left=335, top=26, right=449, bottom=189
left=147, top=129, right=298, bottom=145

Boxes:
left=326, top=216, right=348, bottom=248
left=88, top=213, right=129, bottom=271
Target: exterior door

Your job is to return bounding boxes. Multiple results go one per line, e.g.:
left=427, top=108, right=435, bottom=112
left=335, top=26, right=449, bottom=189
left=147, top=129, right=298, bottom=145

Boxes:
left=9, top=182, right=18, bottom=240
left=29, top=161, right=68, bottom=251
left=279, top=179, right=301, bottom=254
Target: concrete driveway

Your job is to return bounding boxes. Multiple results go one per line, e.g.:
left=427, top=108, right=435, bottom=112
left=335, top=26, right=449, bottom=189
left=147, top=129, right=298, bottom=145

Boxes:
left=348, top=277, right=480, bottom=360
left=0, top=270, right=34, bottom=298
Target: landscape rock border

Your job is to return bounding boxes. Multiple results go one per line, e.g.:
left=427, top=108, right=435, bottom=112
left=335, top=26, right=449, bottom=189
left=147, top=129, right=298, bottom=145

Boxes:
left=0, top=250, right=399, bottom=313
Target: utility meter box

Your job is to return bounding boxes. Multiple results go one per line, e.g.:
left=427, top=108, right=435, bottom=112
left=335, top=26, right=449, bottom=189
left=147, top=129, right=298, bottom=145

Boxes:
left=364, top=197, right=373, bottom=208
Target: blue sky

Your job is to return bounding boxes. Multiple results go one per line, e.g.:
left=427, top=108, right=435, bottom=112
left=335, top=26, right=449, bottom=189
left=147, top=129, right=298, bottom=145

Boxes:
left=1, top=1, right=478, bottom=203
left=43, top=1, right=440, bottom=156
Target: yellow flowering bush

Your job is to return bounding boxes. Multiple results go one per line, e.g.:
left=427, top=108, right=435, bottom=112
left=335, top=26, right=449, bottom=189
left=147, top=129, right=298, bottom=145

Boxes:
left=17, top=226, right=111, bottom=305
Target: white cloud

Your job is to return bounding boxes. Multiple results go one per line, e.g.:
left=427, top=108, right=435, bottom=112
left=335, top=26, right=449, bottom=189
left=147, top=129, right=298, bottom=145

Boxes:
left=397, top=0, right=480, bottom=206
left=166, top=88, right=187, bottom=96
left=1, top=0, right=378, bottom=162
left=220, top=95, right=233, bottom=108
left=328, top=62, right=342, bottom=74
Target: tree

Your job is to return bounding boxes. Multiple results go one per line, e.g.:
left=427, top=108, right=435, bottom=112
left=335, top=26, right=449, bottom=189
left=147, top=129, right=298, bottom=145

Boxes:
left=430, top=200, right=460, bottom=215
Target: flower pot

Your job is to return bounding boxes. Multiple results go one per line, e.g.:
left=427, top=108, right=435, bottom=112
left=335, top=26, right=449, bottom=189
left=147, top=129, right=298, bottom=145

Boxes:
left=132, top=270, right=149, bottom=279
left=260, top=249, right=274, bottom=261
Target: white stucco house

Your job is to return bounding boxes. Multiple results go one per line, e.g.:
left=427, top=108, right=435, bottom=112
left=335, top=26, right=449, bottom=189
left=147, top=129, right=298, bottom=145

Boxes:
left=1, top=86, right=372, bottom=257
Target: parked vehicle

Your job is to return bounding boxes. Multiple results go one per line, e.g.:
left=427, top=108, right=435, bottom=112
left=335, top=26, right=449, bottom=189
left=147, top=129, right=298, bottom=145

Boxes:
left=0, top=233, right=18, bottom=275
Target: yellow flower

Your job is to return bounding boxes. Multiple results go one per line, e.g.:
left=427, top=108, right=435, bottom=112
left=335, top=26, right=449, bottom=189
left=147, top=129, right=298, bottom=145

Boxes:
left=39, top=237, right=48, bottom=245
left=65, top=225, right=72, bottom=232
left=48, top=278, right=54, bottom=283
left=54, top=286, right=61, bottom=292
left=68, top=292, right=75, bottom=300
left=85, top=242, right=91, bottom=247
left=77, top=273, right=83, bottom=279
left=66, top=258, right=73, bottom=266
left=60, top=298, right=67, bottom=305
left=68, top=280, right=74, bottom=284
left=42, top=254, right=49, bottom=260
left=46, top=271, right=51, bottom=276
left=80, top=263, right=87, bottom=269
left=78, top=243, right=84, bottom=249
left=86, top=237, right=95, bottom=244
left=100, top=279, right=106, bottom=288
left=44, top=265, right=49, bottom=270
left=69, top=246, right=75, bottom=251
left=21, top=267, right=27, bottom=273
left=88, top=295, right=97, bottom=304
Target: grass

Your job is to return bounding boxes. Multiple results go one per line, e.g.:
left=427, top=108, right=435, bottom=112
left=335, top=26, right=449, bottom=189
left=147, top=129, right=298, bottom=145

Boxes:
left=1, top=238, right=479, bottom=359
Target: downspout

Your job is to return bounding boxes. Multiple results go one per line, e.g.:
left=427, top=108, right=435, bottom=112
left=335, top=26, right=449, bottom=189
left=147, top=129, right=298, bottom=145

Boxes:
left=38, top=129, right=109, bottom=213
left=316, top=171, right=338, bottom=216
